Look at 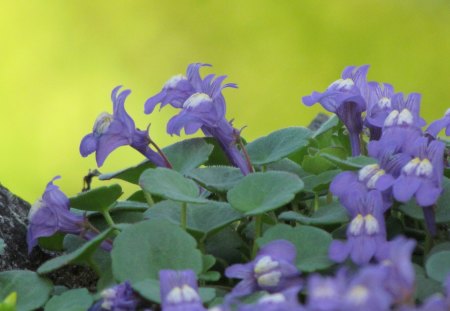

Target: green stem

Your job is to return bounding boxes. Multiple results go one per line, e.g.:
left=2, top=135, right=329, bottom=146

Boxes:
left=314, top=193, right=319, bottom=212
left=144, top=191, right=154, bottom=207
left=252, top=215, right=263, bottom=258
left=102, top=210, right=120, bottom=236
left=424, top=231, right=434, bottom=258
left=181, top=202, right=187, bottom=230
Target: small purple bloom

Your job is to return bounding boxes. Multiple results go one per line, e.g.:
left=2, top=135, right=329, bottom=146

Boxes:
left=341, top=266, right=392, bottom=311
left=27, top=176, right=85, bottom=253
left=426, top=109, right=450, bottom=138
left=237, top=287, right=304, bottom=311
left=329, top=190, right=386, bottom=265
left=302, top=65, right=369, bottom=156
left=225, top=240, right=301, bottom=298
left=159, top=269, right=206, bottom=311
left=377, top=236, right=416, bottom=304
left=80, top=86, right=168, bottom=167
left=145, top=63, right=251, bottom=175
left=306, top=270, right=347, bottom=311
left=89, top=281, right=138, bottom=311
left=392, top=137, right=445, bottom=207
left=365, top=82, right=396, bottom=140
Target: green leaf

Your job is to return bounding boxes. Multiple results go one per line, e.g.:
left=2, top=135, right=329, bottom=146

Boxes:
left=265, top=158, right=308, bottom=178
left=37, top=228, right=113, bottom=274
left=144, top=200, right=244, bottom=237
left=164, top=138, right=214, bottom=173
left=112, top=220, right=203, bottom=283
left=44, top=288, right=93, bottom=311
left=302, top=155, right=337, bottom=174
left=69, top=184, right=122, bottom=212
left=425, top=250, right=450, bottom=282
left=257, top=224, right=333, bottom=272
left=312, top=115, right=339, bottom=138
left=227, top=171, right=304, bottom=215
left=0, top=270, right=53, bottom=311
left=321, top=154, right=376, bottom=171
left=246, top=127, right=312, bottom=165
left=414, top=264, right=443, bottom=302
left=302, top=169, right=341, bottom=192
left=188, top=166, right=244, bottom=193
left=99, top=138, right=213, bottom=184
left=140, top=167, right=207, bottom=204
left=279, top=200, right=348, bottom=225
left=399, top=178, right=450, bottom=223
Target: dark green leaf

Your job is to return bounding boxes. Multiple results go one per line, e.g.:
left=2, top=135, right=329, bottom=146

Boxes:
left=414, top=264, right=443, bottom=302
left=312, top=115, right=339, bottom=138
left=140, top=167, right=208, bottom=204
left=302, top=155, right=337, bottom=174
left=37, top=228, right=113, bottom=274
left=0, top=270, right=53, bottom=311
left=44, top=288, right=93, bottom=311
left=69, top=184, right=122, bottom=212
left=257, top=224, right=333, bottom=272
left=227, top=171, right=304, bottom=215
left=112, top=220, right=203, bottom=283
left=321, top=154, right=376, bottom=170
left=246, top=127, right=312, bottom=165
left=265, top=158, right=308, bottom=178
left=302, top=169, right=341, bottom=192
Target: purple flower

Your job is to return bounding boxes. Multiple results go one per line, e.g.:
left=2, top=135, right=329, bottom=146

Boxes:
left=145, top=63, right=252, bottom=175
left=89, top=281, right=138, bottom=311
left=368, top=93, right=425, bottom=161
left=330, top=162, right=395, bottom=211
left=159, top=269, right=206, bottom=311
left=237, top=287, right=304, bottom=311
left=377, top=236, right=416, bottom=304
left=27, top=176, right=85, bottom=253
left=365, top=82, right=396, bottom=140
left=329, top=190, right=386, bottom=265
left=302, top=65, right=369, bottom=156
left=426, top=109, right=450, bottom=138
left=341, top=266, right=392, bottom=311
left=306, top=270, right=347, bottom=311
left=27, top=176, right=112, bottom=253
left=80, top=86, right=168, bottom=167
left=392, top=137, right=445, bottom=207
left=225, top=240, right=301, bottom=298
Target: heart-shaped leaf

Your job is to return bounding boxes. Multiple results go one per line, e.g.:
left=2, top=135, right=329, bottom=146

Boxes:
left=188, top=166, right=244, bottom=193
left=69, top=184, right=122, bottom=212
left=44, top=288, right=93, bottom=311
left=227, top=171, right=304, bottom=215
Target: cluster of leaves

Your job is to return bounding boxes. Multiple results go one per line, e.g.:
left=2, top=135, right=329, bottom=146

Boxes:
left=1, top=116, right=449, bottom=310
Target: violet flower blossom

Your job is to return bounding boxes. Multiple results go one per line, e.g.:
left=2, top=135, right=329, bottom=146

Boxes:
left=225, top=240, right=301, bottom=298
left=89, top=281, right=138, bottom=311
left=159, top=269, right=206, bottom=311
left=27, top=176, right=85, bottom=253
left=368, top=92, right=425, bottom=161
left=27, top=176, right=112, bottom=253
left=426, top=108, right=450, bottom=138
left=377, top=236, right=416, bottom=305
left=80, top=86, right=169, bottom=168
left=302, top=65, right=369, bottom=156
left=145, top=63, right=252, bottom=175
left=365, top=82, right=396, bottom=140
left=329, top=190, right=386, bottom=265
left=305, top=270, right=347, bottom=311
left=237, top=287, right=304, bottom=311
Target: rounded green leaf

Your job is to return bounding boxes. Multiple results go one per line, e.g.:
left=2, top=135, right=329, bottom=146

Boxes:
left=69, top=184, right=122, bottom=212
left=112, top=219, right=203, bottom=283
left=425, top=250, right=450, bottom=282
left=188, top=166, right=244, bottom=193
left=257, top=224, right=333, bottom=272
left=227, top=171, right=304, bottom=215
left=139, top=167, right=207, bottom=203
left=246, top=127, right=312, bottom=165
left=0, top=270, right=53, bottom=311
left=279, top=200, right=348, bottom=225
left=44, top=288, right=93, bottom=311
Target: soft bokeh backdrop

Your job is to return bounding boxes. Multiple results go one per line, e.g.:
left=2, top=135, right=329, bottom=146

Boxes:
left=1, top=0, right=449, bottom=202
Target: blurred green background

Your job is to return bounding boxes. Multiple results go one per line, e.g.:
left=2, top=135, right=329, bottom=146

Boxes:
left=0, top=1, right=449, bottom=203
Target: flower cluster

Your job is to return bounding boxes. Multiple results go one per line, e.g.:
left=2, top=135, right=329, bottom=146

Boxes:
left=306, top=66, right=449, bottom=264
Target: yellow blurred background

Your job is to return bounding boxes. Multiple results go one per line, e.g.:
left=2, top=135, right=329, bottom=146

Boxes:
left=0, top=1, right=449, bottom=203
